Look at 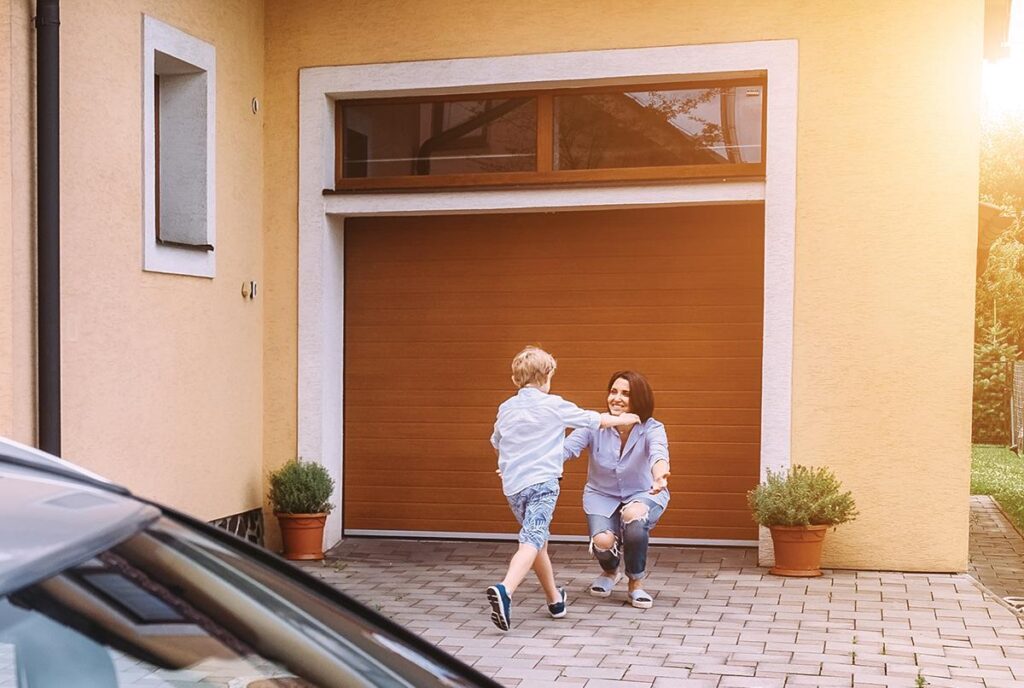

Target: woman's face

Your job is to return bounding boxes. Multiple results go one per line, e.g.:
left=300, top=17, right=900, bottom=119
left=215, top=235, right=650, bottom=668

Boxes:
left=607, top=377, right=631, bottom=415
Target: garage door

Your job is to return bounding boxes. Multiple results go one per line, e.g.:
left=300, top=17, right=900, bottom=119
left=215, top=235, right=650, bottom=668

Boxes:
left=343, top=205, right=763, bottom=542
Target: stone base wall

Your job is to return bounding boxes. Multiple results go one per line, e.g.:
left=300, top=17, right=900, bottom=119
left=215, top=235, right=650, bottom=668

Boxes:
left=209, top=507, right=264, bottom=546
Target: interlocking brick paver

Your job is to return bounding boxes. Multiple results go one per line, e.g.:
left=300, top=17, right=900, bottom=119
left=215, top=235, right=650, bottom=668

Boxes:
left=971, top=495, right=1024, bottom=601
left=300, top=528, right=1024, bottom=687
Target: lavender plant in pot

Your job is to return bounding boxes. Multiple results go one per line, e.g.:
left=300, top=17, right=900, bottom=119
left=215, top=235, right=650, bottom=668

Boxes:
left=268, top=459, right=335, bottom=561
left=747, top=465, right=857, bottom=577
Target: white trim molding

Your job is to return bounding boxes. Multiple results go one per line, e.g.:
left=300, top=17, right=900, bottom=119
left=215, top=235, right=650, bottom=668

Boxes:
left=298, top=41, right=798, bottom=556
left=142, top=15, right=216, bottom=278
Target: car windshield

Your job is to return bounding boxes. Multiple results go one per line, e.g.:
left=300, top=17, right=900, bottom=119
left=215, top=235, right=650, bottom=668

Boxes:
left=0, top=516, right=474, bottom=688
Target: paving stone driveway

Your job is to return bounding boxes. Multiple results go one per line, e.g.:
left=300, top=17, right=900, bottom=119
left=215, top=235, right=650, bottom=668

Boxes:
left=304, top=529, right=1024, bottom=688
left=970, top=495, right=1024, bottom=606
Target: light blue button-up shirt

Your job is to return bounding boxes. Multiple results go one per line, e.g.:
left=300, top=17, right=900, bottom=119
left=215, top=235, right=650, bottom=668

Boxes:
left=563, top=418, right=671, bottom=517
left=491, top=387, right=601, bottom=496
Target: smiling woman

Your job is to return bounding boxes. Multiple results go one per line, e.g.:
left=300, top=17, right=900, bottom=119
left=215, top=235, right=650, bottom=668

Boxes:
left=563, top=370, right=672, bottom=609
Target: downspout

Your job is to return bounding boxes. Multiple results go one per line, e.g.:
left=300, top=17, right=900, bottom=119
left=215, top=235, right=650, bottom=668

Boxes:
left=35, top=0, right=60, bottom=456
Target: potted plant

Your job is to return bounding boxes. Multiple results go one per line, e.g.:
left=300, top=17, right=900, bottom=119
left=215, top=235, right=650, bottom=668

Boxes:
left=268, top=459, right=335, bottom=561
left=747, top=464, right=857, bottom=577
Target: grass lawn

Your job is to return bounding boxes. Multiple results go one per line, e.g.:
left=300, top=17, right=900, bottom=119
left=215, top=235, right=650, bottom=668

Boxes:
left=973, top=444, right=1024, bottom=530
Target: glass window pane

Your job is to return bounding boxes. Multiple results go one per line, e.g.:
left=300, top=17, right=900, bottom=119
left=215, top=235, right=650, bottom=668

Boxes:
left=342, top=97, right=537, bottom=177
left=553, top=85, right=763, bottom=170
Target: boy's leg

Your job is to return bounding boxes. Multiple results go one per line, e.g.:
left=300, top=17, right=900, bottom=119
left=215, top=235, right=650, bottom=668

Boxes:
left=531, top=543, right=561, bottom=603
left=488, top=479, right=559, bottom=630
left=501, top=543, right=540, bottom=595
left=504, top=479, right=559, bottom=593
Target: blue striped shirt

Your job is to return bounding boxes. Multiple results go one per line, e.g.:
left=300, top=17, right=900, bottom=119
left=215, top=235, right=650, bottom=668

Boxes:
left=563, top=418, right=671, bottom=517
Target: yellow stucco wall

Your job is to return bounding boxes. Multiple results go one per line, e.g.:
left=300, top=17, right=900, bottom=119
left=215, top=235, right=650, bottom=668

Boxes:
left=264, top=0, right=981, bottom=570
left=0, top=0, right=34, bottom=445
left=0, top=0, right=12, bottom=440
left=4, top=0, right=265, bottom=520
left=3, top=0, right=40, bottom=446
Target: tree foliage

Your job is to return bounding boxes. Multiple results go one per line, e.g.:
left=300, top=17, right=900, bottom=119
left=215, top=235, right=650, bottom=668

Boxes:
left=973, top=318, right=1020, bottom=444
left=977, top=217, right=1024, bottom=347
left=981, top=114, right=1024, bottom=214
left=974, top=114, right=1024, bottom=445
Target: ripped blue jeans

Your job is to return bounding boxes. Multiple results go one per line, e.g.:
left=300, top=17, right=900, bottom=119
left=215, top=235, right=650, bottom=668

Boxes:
left=506, top=479, right=560, bottom=550
left=585, top=496, right=665, bottom=580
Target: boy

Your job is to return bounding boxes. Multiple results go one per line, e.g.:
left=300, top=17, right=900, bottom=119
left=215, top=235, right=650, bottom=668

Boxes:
left=486, top=346, right=640, bottom=631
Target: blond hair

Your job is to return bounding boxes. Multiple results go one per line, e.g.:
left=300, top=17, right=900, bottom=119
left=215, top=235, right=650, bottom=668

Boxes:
left=511, top=346, right=556, bottom=388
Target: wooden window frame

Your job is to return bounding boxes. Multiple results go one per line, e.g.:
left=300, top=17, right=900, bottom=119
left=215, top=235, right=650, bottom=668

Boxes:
left=329, top=76, right=766, bottom=193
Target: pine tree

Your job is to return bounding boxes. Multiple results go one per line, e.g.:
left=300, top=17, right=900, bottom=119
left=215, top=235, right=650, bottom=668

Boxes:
left=973, top=315, right=1020, bottom=444
left=977, top=217, right=1024, bottom=348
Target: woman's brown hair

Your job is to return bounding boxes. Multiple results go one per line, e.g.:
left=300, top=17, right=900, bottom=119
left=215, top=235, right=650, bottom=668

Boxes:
left=606, top=370, right=655, bottom=422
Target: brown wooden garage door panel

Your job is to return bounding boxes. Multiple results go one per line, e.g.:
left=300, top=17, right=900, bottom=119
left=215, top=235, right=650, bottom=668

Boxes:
left=346, top=207, right=763, bottom=255
left=344, top=422, right=759, bottom=445
left=349, top=283, right=764, bottom=309
left=346, top=372, right=761, bottom=393
left=344, top=206, right=763, bottom=541
left=342, top=441, right=762, bottom=462
left=346, top=323, right=765, bottom=343
left=344, top=356, right=764, bottom=379
left=346, top=340, right=765, bottom=360
left=347, top=388, right=762, bottom=409
left=344, top=440, right=760, bottom=464
left=347, top=305, right=763, bottom=328
left=345, top=499, right=755, bottom=528
left=344, top=406, right=762, bottom=427
left=346, top=485, right=752, bottom=513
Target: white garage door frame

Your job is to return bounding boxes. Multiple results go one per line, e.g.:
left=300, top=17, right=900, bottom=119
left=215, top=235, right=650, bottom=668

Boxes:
left=297, top=40, right=798, bottom=559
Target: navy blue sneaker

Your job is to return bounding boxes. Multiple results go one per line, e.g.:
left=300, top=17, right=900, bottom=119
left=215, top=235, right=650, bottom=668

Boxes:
left=486, top=583, right=511, bottom=631
left=547, top=587, right=567, bottom=619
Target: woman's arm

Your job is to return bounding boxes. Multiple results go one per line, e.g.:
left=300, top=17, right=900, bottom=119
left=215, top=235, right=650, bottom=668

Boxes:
left=563, top=427, right=592, bottom=461
left=647, top=420, right=671, bottom=494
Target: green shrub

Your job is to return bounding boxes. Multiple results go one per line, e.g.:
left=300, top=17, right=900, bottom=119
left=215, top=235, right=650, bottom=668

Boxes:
left=268, top=459, right=335, bottom=514
left=747, top=465, right=858, bottom=527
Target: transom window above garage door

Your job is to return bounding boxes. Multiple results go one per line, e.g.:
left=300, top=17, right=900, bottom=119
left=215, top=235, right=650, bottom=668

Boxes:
left=332, top=76, right=765, bottom=192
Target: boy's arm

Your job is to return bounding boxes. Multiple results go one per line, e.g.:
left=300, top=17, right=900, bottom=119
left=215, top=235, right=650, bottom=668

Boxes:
left=490, top=425, right=503, bottom=478
left=599, top=412, right=641, bottom=429
left=551, top=397, right=602, bottom=430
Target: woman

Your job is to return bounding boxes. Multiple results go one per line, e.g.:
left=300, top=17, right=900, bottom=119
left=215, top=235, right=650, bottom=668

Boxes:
left=563, top=370, right=670, bottom=608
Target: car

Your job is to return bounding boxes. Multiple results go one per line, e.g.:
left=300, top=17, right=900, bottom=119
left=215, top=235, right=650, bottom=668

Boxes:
left=0, top=437, right=501, bottom=688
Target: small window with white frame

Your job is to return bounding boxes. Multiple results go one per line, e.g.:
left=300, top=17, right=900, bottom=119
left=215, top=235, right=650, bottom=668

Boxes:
left=142, top=16, right=215, bottom=277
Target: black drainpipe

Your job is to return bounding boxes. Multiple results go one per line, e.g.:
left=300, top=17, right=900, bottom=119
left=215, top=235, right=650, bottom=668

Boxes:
left=35, top=0, right=60, bottom=456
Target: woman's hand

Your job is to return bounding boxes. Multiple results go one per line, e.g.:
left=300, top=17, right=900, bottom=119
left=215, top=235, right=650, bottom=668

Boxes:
left=650, top=459, right=670, bottom=494
left=649, top=472, right=670, bottom=494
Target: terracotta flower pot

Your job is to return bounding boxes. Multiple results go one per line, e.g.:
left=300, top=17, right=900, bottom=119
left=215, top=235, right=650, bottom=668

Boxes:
left=276, top=512, right=327, bottom=561
left=768, top=524, right=829, bottom=577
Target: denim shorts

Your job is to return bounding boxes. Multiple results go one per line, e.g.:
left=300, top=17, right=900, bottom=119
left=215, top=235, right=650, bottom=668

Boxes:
left=506, top=478, right=560, bottom=550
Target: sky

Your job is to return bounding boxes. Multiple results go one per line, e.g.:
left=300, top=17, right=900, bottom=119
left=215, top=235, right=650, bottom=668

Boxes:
left=983, top=1, right=1024, bottom=119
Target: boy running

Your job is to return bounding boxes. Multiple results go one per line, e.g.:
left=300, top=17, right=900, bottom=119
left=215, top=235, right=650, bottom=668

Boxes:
left=486, top=346, right=640, bottom=631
